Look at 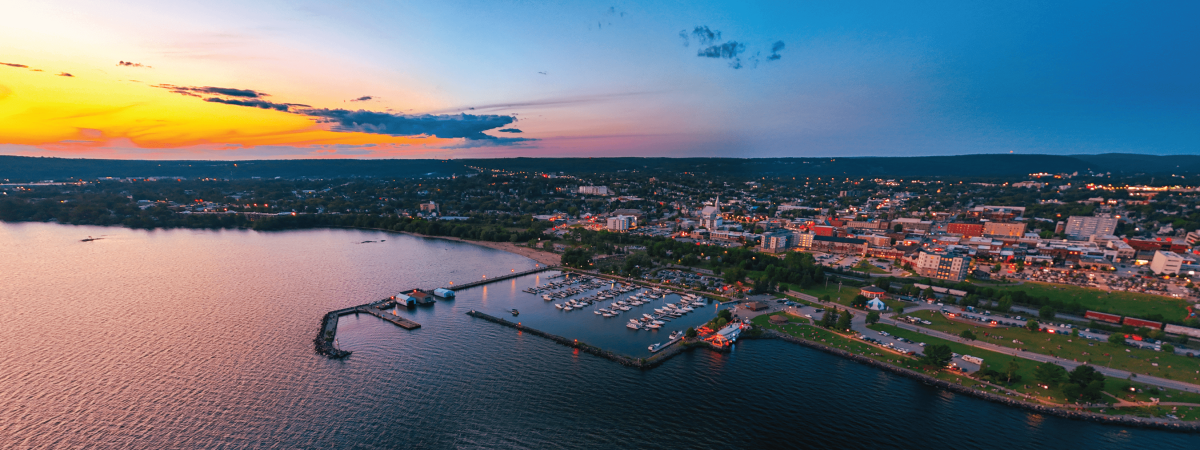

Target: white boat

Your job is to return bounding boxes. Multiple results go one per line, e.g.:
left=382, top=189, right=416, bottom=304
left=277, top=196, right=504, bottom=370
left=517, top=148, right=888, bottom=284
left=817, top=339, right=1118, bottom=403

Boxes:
left=543, top=295, right=552, bottom=301
left=555, top=304, right=563, bottom=309
left=646, top=323, right=661, bottom=329
left=681, top=307, right=694, bottom=312
left=594, top=311, right=602, bottom=315
left=642, top=314, right=653, bottom=320
left=619, top=306, right=631, bottom=311
left=652, top=320, right=665, bottom=325
left=649, top=343, right=662, bottom=352
left=627, top=323, right=640, bottom=329
left=603, top=313, right=615, bottom=318
left=629, top=319, right=639, bottom=324
left=654, top=308, right=665, bottom=314
left=564, top=306, right=573, bottom=311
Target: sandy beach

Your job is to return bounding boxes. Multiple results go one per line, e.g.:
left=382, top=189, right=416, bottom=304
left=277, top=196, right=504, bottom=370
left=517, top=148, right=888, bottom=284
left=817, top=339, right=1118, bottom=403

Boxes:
left=397, top=231, right=561, bottom=266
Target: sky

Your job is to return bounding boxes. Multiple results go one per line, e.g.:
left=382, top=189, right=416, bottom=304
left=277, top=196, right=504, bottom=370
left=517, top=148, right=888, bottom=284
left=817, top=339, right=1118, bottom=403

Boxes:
left=0, top=0, right=1196, bottom=160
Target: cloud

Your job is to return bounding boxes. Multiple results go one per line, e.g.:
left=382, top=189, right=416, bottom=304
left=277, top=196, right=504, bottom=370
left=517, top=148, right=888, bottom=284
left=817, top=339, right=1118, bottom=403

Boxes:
left=156, top=84, right=267, bottom=98
left=301, top=109, right=518, bottom=140
left=691, top=26, right=721, bottom=46
left=497, top=128, right=523, bottom=133
left=1, top=62, right=29, bottom=68
left=697, top=41, right=746, bottom=68
left=205, top=97, right=293, bottom=111
left=349, top=96, right=373, bottom=102
left=768, top=41, right=785, bottom=61
left=155, top=82, right=525, bottom=141
left=697, top=41, right=745, bottom=59
left=117, top=61, right=151, bottom=68
left=681, top=27, right=783, bottom=70
left=58, top=72, right=74, bottom=77
left=422, top=91, right=652, bottom=114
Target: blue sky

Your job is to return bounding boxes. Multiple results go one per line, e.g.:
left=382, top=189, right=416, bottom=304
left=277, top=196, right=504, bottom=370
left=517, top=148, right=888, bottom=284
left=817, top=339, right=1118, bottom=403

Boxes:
left=0, top=0, right=1195, bottom=158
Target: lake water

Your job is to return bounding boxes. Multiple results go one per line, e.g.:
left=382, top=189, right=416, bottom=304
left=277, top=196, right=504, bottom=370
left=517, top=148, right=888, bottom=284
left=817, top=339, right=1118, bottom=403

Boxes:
left=0, top=222, right=1191, bottom=449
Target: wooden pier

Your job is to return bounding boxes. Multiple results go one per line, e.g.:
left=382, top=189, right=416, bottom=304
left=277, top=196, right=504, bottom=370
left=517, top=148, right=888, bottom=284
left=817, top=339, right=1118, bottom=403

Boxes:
left=448, top=266, right=555, bottom=291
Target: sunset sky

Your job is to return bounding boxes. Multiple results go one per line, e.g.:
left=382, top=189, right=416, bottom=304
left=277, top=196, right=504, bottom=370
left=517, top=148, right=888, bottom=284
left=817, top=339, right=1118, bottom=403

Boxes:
left=1, top=0, right=1196, bottom=159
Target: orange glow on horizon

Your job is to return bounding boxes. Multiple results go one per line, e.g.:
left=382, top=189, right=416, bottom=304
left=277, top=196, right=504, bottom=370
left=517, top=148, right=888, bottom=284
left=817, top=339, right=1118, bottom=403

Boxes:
left=0, top=65, right=459, bottom=156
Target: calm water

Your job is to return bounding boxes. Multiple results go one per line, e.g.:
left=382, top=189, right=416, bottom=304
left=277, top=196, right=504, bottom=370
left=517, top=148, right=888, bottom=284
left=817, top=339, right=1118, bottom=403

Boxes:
left=0, top=222, right=1190, bottom=449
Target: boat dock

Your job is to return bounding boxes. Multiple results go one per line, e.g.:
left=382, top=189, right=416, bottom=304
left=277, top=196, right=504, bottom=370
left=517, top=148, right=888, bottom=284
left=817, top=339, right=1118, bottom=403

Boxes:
left=649, top=336, right=683, bottom=353
left=448, top=266, right=554, bottom=291
left=314, top=265, right=557, bottom=358
left=357, top=304, right=422, bottom=329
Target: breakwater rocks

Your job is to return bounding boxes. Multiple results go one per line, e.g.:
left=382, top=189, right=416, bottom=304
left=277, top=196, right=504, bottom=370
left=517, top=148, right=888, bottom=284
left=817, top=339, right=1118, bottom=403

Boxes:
left=466, top=310, right=725, bottom=369
left=761, top=329, right=1200, bottom=433
left=314, top=311, right=351, bottom=359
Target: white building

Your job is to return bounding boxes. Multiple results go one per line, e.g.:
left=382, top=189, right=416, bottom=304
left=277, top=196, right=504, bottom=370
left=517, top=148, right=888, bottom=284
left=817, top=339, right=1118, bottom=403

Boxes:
left=606, top=215, right=634, bottom=232
left=1150, top=251, right=1193, bottom=275
left=1064, top=215, right=1118, bottom=239
left=579, top=186, right=610, bottom=196
left=915, top=251, right=971, bottom=282
left=699, top=198, right=723, bottom=230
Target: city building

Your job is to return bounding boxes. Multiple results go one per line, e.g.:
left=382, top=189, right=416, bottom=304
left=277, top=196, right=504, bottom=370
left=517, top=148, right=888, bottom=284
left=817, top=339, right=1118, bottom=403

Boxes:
left=793, top=232, right=815, bottom=249
left=947, top=222, right=984, bottom=237
left=811, top=235, right=868, bottom=255
left=892, top=218, right=932, bottom=232
left=915, top=251, right=971, bottom=282
left=1150, top=251, right=1193, bottom=275
left=699, top=200, right=723, bottom=229
left=983, top=221, right=1026, bottom=237
left=1064, top=215, right=1118, bottom=239
left=578, top=186, right=610, bottom=195
left=419, top=201, right=438, bottom=213
left=860, top=286, right=886, bottom=299
left=760, top=230, right=794, bottom=253
left=606, top=215, right=634, bottom=231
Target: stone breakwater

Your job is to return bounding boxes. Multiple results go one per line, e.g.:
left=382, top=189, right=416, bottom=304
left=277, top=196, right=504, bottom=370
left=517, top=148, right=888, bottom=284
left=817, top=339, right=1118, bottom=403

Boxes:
left=314, top=311, right=352, bottom=359
left=759, top=329, right=1200, bottom=433
left=466, top=310, right=725, bottom=369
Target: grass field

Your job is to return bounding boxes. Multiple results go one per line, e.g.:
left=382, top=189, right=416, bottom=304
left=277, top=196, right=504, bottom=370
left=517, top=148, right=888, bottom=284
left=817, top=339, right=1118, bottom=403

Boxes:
left=867, top=323, right=1070, bottom=401
left=902, top=310, right=1200, bottom=384
left=750, top=313, right=922, bottom=368
left=991, top=281, right=1193, bottom=321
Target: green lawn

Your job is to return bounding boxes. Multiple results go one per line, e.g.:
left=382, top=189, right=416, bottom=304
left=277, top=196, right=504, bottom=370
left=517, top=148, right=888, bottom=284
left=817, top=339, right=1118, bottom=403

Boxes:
left=902, top=310, right=1200, bottom=384
left=854, top=261, right=889, bottom=274
left=866, top=323, right=1069, bottom=399
left=795, top=284, right=862, bottom=307
left=991, top=281, right=1193, bottom=321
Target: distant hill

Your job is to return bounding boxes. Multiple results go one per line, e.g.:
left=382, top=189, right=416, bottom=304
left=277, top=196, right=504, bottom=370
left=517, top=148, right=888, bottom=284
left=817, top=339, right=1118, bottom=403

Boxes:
left=1, top=154, right=1197, bottom=182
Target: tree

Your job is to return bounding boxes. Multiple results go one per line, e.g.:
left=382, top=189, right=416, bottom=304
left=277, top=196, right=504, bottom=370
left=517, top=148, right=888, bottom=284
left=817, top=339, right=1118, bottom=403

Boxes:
left=1026, top=320, right=1041, bottom=332
left=717, top=309, right=733, bottom=322
left=836, top=309, right=853, bottom=331
left=685, top=327, right=697, bottom=338
left=866, top=311, right=881, bottom=325
left=1162, top=343, right=1175, bottom=353
left=1004, top=360, right=1022, bottom=383
left=893, top=224, right=904, bottom=233
left=714, top=317, right=729, bottom=329
left=1039, top=306, right=1056, bottom=321
left=1108, top=333, right=1126, bottom=346
left=821, top=309, right=838, bottom=328
left=919, top=344, right=953, bottom=368
left=851, top=295, right=869, bottom=309
left=1068, top=364, right=1105, bottom=387
left=960, top=329, right=977, bottom=341
left=1033, top=362, right=1067, bottom=386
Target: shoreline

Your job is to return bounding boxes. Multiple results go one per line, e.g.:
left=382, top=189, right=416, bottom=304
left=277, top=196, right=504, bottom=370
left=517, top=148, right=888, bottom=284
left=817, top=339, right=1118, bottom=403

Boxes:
left=756, top=329, right=1200, bottom=433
